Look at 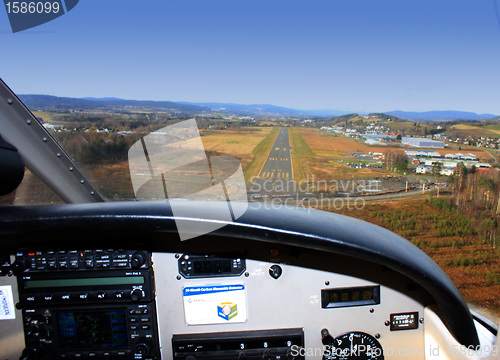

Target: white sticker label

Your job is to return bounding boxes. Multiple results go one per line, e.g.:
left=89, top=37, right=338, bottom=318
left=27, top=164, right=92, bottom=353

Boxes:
left=309, top=294, right=319, bottom=304
left=0, top=285, right=16, bottom=320
left=183, top=284, right=247, bottom=325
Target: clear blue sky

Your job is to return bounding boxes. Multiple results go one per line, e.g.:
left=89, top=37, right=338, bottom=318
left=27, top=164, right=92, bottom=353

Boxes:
left=1, top=0, right=499, bottom=114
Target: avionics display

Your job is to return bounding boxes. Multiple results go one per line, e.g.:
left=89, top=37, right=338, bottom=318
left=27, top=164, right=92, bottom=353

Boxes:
left=57, top=310, right=129, bottom=348
left=24, top=276, right=144, bottom=289
left=321, top=285, right=380, bottom=308
left=178, top=254, right=246, bottom=278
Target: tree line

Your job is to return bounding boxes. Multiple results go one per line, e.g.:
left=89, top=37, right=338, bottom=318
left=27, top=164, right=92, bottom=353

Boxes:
left=450, top=165, right=500, bottom=249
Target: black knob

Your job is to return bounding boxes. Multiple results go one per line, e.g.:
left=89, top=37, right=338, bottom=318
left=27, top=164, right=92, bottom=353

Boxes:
left=0, top=254, right=11, bottom=276
left=269, top=264, right=282, bottom=279
left=19, top=344, right=43, bottom=360
left=27, top=325, right=41, bottom=337
left=131, top=252, right=146, bottom=269
left=130, top=289, right=143, bottom=302
left=12, top=258, right=30, bottom=274
left=134, top=341, right=151, bottom=358
left=321, top=328, right=334, bottom=346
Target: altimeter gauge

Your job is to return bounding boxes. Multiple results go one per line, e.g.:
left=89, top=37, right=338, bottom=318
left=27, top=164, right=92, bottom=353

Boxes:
left=323, top=331, right=384, bottom=360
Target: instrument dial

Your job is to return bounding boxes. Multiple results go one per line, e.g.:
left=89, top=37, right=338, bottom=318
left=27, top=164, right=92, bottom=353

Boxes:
left=323, top=331, right=384, bottom=360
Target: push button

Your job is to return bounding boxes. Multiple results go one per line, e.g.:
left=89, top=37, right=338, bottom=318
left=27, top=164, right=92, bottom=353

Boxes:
left=69, top=256, right=79, bottom=269
left=47, top=257, right=57, bottom=269
left=58, top=257, right=68, bottom=269
left=97, top=292, right=106, bottom=300
left=96, top=261, right=110, bottom=268
left=84, top=256, right=94, bottom=268
left=23, top=295, right=37, bottom=302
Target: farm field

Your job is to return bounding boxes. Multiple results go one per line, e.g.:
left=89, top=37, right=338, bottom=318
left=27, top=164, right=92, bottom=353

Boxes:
left=330, top=198, right=500, bottom=321
left=339, top=116, right=416, bottom=132
left=447, top=124, right=499, bottom=138
left=483, top=124, right=500, bottom=134
left=381, top=120, right=418, bottom=132
left=32, top=111, right=55, bottom=123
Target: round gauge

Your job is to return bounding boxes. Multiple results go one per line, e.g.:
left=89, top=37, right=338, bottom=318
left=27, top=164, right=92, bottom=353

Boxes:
left=323, top=331, right=384, bottom=360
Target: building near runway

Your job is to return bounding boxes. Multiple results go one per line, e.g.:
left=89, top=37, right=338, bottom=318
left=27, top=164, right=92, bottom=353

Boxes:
left=402, top=137, right=444, bottom=148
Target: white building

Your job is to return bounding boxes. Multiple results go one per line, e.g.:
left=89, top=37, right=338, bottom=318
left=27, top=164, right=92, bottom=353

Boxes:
left=416, top=165, right=432, bottom=174
left=402, top=137, right=445, bottom=148
left=440, top=168, right=455, bottom=176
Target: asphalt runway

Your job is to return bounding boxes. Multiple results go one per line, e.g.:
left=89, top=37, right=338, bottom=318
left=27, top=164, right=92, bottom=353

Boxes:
left=251, top=127, right=295, bottom=197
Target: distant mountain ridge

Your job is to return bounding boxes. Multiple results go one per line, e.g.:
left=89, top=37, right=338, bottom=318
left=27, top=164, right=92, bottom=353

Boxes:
left=385, top=110, right=497, bottom=122
left=177, top=102, right=346, bottom=116
left=19, top=94, right=209, bottom=113
left=17, top=94, right=498, bottom=120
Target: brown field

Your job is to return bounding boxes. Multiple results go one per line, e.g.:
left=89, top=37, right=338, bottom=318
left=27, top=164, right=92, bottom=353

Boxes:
left=84, top=162, right=135, bottom=200
left=297, top=128, right=494, bottom=161
left=447, top=124, right=499, bottom=138
left=313, top=150, right=353, bottom=159
left=382, top=120, right=418, bottom=131
left=32, top=111, right=54, bottom=123
left=447, top=129, right=491, bottom=138
left=201, top=127, right=272, bottom=156
left=289, top=128, right=394, bottom=182
left=330, top=198, right=500, bottom=320
left=299, top=156, right=392, bottom=183
left=297, top=128, right=404, bottom=154
left=201, top=127, right=274, bottom=172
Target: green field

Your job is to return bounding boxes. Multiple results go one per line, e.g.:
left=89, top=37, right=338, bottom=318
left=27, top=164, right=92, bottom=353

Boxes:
left=289, top=127, right=313, bottom=183
left=244, top=127, right=280, bottom=182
